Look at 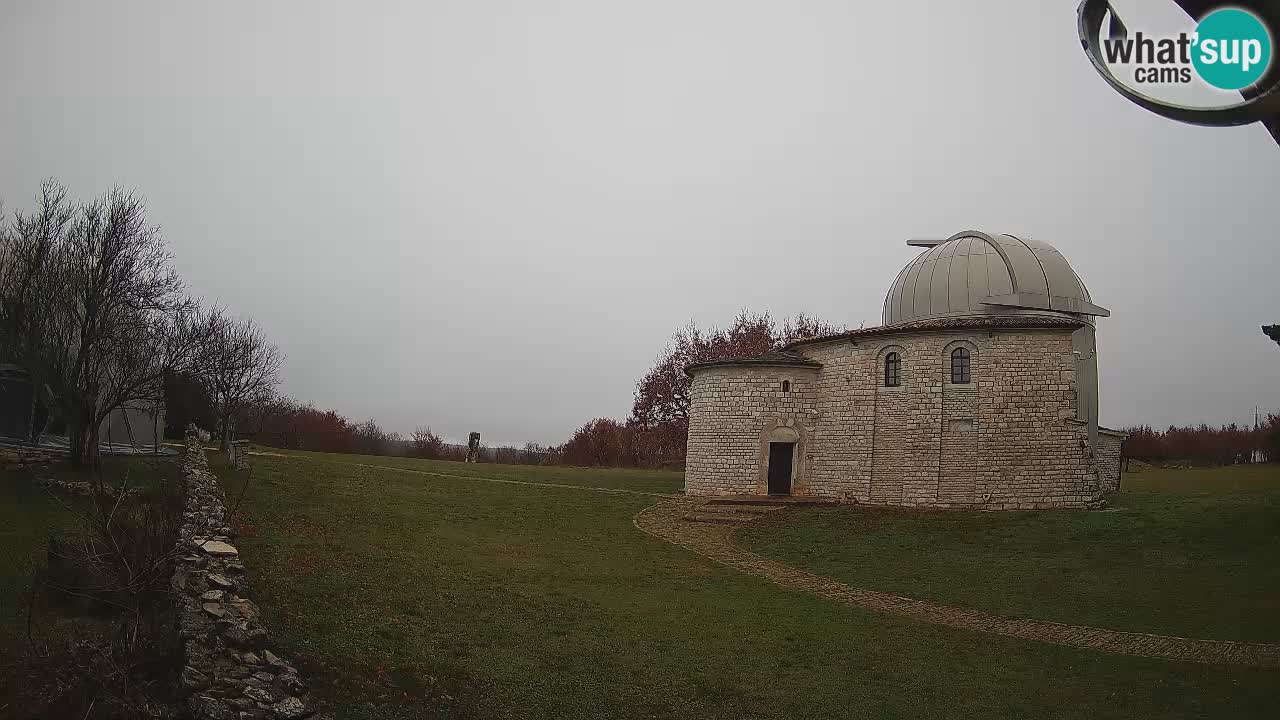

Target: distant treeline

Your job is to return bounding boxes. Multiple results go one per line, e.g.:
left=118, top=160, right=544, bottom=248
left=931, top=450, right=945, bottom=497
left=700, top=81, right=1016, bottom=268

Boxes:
left=1121, top=416, right=1280, bottom=466
left=235, top=397, right=560, bottom=465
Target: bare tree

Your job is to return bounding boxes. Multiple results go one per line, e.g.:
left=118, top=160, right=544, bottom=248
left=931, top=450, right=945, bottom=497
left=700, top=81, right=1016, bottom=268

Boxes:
left=200, top=311, right=283, bottom=449
left=0, top=182, right=74, bottom=440
left=412, top=426, right=445, bottom=459
left=0, top=181, right=205, bottom=467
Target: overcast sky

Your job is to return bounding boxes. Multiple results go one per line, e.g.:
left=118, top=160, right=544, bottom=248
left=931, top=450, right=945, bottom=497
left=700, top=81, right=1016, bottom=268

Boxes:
left=2, top=1, right=1277, bottom=445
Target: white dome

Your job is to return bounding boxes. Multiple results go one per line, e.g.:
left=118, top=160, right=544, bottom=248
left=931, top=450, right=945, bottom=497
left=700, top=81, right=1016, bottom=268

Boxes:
left=882, top=231, right=1108, bottom=326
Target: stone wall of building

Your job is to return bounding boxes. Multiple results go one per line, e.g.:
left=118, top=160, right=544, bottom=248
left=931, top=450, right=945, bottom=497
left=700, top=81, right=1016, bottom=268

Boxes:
left=171, top=432, right=314, bottom=720
left=1096, top=428, right=1126, bottom=493
left=685, top=366, right=820, bottom=496
left=685, top=328, right=1108, bottom=509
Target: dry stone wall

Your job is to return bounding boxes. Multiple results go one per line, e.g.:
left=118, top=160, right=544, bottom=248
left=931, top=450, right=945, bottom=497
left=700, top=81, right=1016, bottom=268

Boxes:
left=171, top=432, right=315, bottom=720
left=0, top=445, right=63, bottom=470
left=686, top=328, right=1110, bottom=509
left=39, top=476, right=137, bottom=500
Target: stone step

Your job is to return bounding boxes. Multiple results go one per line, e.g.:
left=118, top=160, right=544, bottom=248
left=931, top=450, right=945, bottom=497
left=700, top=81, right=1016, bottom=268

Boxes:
left=694, top=504, right=778, bottom=515
left=705, top=495, right=836, bottom=507
left=683, top=513, right=755, bottom=524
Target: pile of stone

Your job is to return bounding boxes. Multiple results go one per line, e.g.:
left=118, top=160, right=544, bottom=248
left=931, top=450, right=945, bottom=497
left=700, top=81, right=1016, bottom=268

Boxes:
left=0, top=445, right=63, bottom=471
left=38, top=477, right=137, bottom=499
left=171, top=431, right=314, bottom=720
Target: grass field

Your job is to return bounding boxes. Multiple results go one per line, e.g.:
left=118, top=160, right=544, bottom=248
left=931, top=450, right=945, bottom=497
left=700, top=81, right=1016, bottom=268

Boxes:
left=741, top=464, right=1280, bottom=643
left=218, top=451, right=1279, bottom=720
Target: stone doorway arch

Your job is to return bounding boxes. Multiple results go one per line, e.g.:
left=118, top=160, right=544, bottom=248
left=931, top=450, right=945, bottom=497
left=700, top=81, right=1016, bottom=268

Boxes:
left=757, top=421, right=805, bottom=496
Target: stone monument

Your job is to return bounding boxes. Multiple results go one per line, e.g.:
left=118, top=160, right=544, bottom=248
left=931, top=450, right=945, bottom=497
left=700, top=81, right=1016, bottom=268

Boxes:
left=465, top=432, right=481, bottom=463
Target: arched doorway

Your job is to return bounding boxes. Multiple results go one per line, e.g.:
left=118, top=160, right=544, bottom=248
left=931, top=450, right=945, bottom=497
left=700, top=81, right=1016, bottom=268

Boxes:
left=765, top=425, right=799, bottom=496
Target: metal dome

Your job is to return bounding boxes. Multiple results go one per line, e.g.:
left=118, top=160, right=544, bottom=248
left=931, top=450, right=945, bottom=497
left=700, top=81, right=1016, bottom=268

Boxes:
left=882, top=231, right=1109, bottom=326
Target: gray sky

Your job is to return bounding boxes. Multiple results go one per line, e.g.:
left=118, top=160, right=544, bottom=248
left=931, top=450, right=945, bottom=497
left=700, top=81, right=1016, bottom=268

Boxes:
left=2, top=1, right=1278, bottom=445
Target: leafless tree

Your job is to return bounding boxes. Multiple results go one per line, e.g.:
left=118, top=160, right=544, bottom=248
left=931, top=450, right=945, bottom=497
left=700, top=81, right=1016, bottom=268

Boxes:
left=199, top=311, right=283, bottom=449
left=412, top=425, right=445, bottom=459
left=0, top=181, right=206, bottom=468
left=0, top=183, right=73, bottom=435
left=351, top=418, right=400, bottom=456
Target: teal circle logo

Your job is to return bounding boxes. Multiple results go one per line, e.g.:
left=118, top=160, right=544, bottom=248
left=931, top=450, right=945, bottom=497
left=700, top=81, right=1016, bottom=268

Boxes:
left=1192, top=8, right=1272, bottom=90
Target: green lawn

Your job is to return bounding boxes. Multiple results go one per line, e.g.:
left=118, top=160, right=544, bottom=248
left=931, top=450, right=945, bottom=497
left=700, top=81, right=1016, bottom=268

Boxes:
left=0, top=466, right=76, bottom=648
left=741, top=464, right=1280, bottom=643
left=226, top=451, right=1279, bottom=720
left=278, top=449, right=683, bottom=495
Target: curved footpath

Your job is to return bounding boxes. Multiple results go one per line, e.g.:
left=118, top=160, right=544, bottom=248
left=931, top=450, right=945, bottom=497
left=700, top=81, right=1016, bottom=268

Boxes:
left=633, top=498, right=1280, bottom=668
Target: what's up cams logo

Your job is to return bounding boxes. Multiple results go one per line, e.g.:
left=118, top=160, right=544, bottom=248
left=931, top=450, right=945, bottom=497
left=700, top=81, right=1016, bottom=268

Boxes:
left=1101, top=6, right=1272, bottom=89
left=1078, top=1, right=1280, bottom=143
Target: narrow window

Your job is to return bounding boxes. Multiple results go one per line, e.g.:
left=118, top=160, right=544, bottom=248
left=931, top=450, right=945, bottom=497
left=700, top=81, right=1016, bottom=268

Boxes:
left=884, top=352, right=900, bottom=387
left=951, top=347, right=971, bottom=384
left=781, top=380, right=790, bottom=393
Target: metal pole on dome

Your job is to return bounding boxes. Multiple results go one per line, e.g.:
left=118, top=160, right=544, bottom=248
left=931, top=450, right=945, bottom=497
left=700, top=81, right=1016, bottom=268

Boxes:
left=1077, top=0, right=1280, bottom=146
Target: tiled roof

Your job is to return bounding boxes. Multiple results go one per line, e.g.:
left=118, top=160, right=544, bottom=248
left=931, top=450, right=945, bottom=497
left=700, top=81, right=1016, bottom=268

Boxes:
left=782, top=315, right=1086, bottom=350
left=685, top=349, right=823, bottom=375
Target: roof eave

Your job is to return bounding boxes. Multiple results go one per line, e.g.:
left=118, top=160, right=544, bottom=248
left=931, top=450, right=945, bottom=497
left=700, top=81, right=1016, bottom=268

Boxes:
left=782, top=316, right=1087, bottom=351
left=684, top=359, right=823, bottom=377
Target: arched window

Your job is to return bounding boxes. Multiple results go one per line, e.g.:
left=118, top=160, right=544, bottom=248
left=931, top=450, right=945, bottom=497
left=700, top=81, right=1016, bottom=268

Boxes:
left=884, top=352, right=900, bottom=387
left=951, top=347, right=971, bottom=384
left=781, top=380, right=790, bottom=393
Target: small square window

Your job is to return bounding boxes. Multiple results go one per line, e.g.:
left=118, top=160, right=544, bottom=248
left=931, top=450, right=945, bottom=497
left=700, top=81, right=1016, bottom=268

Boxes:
left=781, top=380, right=791, bottom=393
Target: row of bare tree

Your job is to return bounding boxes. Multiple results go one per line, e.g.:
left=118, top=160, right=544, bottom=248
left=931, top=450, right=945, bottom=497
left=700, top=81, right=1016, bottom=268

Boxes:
left=1121, top=418, right=1280, bottom=466
left=0, top=180, right=282, bottom=466
left=243, top=397, right=402, bottom=455
left=241, top=400, right=560, bottom=464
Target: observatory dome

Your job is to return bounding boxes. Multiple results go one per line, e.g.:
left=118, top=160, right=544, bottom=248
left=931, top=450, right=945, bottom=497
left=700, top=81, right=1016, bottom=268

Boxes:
left=882, top=231, right=1108, bottom=327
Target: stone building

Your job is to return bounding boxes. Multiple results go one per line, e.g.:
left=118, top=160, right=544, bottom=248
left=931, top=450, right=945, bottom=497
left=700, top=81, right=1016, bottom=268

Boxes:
left=684, top=231, right=1125, bottom=509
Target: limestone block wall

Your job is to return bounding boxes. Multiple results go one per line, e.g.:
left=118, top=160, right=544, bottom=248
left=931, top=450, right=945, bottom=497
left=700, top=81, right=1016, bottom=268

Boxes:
left=685, top=366, right=819, bottom=496
left=939, top=381, right=981, bottom=506
left=969, top=332, right=1099, bottom=509
left=1096, top=429, right=1126, bottom=493
left=686, top=328, right=1108, bottom=509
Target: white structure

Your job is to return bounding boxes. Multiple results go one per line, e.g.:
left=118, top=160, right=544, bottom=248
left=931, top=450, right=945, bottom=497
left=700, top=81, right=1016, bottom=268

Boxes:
left=0, top=363, right=166, bottom=450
